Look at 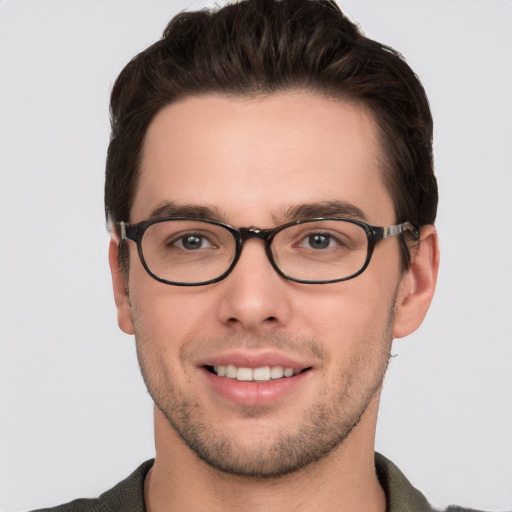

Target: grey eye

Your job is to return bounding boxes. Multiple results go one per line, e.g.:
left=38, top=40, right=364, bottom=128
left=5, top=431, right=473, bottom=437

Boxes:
left=174, top=234, right=212, bottom=251
left=307, top=234, right=331, bottom=249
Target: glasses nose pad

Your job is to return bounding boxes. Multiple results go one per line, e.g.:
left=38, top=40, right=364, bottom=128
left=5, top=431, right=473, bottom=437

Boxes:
left=234, top=226, right=291, bottom=282
left=232, top=227, right=279, bottom=271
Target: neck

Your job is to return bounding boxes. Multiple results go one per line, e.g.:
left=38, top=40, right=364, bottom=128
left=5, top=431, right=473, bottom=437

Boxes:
left=144, top=401, right=386, bottom=512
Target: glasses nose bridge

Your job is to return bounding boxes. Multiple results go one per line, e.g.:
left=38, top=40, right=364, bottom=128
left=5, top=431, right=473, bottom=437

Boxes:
left=237, top=226, right=274, bottom=245
left=231, top=225, right=279, bottom=280
left=235, top=227, right=276, bottom=268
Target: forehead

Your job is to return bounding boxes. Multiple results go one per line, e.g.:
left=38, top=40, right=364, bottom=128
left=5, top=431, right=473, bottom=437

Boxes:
left=132, top=92, right=394, bottom=225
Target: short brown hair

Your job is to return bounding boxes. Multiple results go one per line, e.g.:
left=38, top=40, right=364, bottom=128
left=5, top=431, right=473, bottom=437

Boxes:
left=105, top=0, right=437, bottom=269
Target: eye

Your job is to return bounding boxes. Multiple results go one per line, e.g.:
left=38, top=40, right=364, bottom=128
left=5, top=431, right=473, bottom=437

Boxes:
left=172, top=233, right=214, bottom=251
left=300, top=232, right=339, bottom=250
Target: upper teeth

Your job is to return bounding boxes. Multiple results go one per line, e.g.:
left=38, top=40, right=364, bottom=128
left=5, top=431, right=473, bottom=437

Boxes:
left=213, top=365, right=300, bottom=382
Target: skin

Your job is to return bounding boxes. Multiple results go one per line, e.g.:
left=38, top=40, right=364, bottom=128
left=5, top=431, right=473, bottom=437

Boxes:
left=109, top=92, right=439, bottom=512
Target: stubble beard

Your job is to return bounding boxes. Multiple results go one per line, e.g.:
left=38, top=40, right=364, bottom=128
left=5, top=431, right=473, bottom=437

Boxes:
left=134, top=310, right=394, bottom=479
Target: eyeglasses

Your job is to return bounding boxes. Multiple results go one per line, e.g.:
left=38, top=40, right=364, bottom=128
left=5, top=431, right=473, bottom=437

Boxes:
left=119, top=217, right=419, bottom=286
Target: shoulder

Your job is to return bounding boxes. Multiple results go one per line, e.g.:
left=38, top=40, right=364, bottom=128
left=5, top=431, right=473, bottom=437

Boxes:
left=29, top=460, right=154, bottom=512
left=445, top=509, right=501, bottom=512
left=375, top=453, right=495, bottom=512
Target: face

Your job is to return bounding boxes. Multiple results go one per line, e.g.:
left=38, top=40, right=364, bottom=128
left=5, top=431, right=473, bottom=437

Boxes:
left=112, top=92, right=417, bottom=477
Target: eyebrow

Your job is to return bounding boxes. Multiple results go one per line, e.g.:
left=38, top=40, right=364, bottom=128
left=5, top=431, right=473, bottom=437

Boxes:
left=277, top=200, right=368, bottom=223
left=149, top=201, right=226, bottom=221
left=147, top=199, right=368, bottom=225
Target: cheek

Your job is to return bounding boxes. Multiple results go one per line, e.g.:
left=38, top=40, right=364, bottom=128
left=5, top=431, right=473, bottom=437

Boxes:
left=301, top=283, right=395, bottom=326
left=130, top=279, right=218, bottom=351
left=294, top=278, right=398, bottom=350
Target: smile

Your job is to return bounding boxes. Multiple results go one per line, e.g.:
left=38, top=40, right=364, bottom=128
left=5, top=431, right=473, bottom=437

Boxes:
left=209, top=365, right=306, bottom=382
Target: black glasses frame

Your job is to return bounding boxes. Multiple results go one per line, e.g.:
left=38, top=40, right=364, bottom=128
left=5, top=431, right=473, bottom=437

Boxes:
left=119, top=217, right=420, bottom=286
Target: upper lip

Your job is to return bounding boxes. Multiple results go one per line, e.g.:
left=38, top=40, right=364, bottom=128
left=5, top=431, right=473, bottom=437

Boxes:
left=198, top=350, right=314, bottom=371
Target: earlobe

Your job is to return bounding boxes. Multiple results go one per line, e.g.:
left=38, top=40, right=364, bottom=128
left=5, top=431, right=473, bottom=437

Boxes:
left=108, top=239, right=135, bottom=335
left=393, top=225, right=440, bottom=339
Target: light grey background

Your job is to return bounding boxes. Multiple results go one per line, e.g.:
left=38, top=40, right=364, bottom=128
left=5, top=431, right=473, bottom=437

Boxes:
left=1, top=1, right=511, bottom=511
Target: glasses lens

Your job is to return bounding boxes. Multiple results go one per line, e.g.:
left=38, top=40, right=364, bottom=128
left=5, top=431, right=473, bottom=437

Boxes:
left=141, top=220, right=236, bottom=284
left=272, top=220, right=369, bottom=282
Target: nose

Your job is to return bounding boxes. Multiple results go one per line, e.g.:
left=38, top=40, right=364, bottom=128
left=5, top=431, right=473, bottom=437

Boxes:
left=215, top=238, right=292, bottom=332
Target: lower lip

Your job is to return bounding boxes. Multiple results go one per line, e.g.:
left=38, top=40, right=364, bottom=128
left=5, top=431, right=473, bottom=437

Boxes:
left=202, top=368, right=311, bottom=406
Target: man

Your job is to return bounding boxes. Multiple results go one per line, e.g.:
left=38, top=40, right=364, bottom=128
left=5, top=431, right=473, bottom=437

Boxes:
left=28, top=0, right=491, bottom=510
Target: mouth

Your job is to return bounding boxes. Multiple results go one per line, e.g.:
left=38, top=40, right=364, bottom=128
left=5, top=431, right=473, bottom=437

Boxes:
left=201, top=356, right=314, bottom=406
left=205, top=365, right=311, bottom=382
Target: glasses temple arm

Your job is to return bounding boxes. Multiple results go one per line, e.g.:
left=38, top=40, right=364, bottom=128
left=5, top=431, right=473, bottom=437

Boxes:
left=381, top=222, right=420, bottom=240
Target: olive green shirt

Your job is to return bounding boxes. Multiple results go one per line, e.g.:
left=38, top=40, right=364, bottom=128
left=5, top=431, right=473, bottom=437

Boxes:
left=32, top=453, right=487, bottom=512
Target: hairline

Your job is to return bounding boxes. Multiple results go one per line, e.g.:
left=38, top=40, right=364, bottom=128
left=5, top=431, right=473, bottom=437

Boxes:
left=131, top=88, right=395, bottom=221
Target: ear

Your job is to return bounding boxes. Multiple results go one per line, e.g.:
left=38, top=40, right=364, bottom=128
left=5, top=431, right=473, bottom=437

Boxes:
left=393, top=225, right=439, bottom=339
left=108, top=239, right=135, bottom=335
